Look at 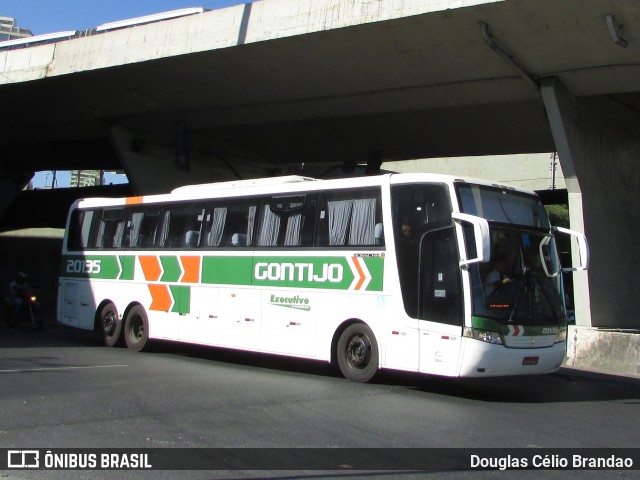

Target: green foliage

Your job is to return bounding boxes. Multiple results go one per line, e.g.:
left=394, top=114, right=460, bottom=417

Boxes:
left=545, top=204, right=570, bottom=228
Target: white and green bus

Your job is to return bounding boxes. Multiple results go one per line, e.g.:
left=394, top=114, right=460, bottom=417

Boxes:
left=58, top=173, right=588, bottom=382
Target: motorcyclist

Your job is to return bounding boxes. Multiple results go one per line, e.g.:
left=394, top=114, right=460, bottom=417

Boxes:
left=9, top=272, right=30, bottom=325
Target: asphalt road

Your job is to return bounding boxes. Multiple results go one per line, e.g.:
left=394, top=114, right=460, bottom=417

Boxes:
left=1, top=319, right=639, bottom=480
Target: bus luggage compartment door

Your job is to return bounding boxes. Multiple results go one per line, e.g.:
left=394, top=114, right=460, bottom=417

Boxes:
left=60, top=281, right=81, bottom=327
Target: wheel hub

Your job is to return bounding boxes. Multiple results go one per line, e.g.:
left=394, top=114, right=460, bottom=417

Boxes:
left=103, top=312, right=116, bottom=335
left=347, top=334, right=371, bottom=368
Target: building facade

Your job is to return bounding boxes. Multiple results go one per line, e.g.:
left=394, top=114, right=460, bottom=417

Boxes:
left=70, top=170, right=102, bottom=188
left=0, top=17, right=32, bottom=42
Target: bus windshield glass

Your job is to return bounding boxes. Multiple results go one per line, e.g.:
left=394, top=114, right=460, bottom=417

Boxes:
left=457, top=184, right=550, bottom=229
left=469, top=227, right=565, bottom=324
left=456, top=184, right=565, bottom=325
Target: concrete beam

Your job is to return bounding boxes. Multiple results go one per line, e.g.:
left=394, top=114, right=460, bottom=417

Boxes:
left=109, top=125, right=278, bottom=194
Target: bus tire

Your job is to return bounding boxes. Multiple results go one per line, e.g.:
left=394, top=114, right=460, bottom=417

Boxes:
left=124, top=305, right=149, bottom=352
left=336, top=323, right=379, bottom=383
left=98, top=303, right=122, bottom=347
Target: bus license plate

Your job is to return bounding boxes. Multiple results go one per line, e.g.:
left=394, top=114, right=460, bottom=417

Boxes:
left=522, top=356, right=539, bottom=366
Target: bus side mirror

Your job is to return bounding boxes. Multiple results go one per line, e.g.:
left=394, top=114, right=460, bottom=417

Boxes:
left=452, top=212, right=490, bottom=266
left=554, top=226, right=589, bottom=272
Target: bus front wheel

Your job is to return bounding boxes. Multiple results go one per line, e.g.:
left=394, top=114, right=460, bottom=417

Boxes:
left=124, top=305, right=149, bottom=352
left=336, top=323, right=379, bottom=383
left=98, top=303, right=122, bottom=347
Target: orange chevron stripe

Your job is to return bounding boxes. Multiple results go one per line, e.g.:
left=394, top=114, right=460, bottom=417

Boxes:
left=352, top=257, right=366, bottom=291
left=148, top=284, right=172, bottom=311
left=139, top=256, right=162, bottom=281
left=125, top=196, right=144, bottom=205
left=180, top=256, right=201, bottom=283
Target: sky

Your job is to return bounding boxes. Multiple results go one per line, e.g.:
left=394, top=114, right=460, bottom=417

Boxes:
left=3, top=0, right=246, bottom=35
left=3, top=1, right=247, bottom=188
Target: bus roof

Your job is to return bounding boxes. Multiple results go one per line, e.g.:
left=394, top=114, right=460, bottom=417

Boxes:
left=72, top=173, right=539, bottom=210
left=170, top=175, right=318, bottom=194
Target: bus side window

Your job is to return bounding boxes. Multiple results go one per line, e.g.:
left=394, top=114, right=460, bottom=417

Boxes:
left=95, top=208, right=125, bottom=248
left=296, top=195, right=318, bottom=247
left=217, top=203, right=257, bottom=247
left=256, top=203, right=280, bottom=247
left=317, top=190, right=382, bottom=247
left=204, top=207, right=228, bottom=247
left=67, top=208, right=96, bottom=251
left=158, top=203, right=205, bottom=248
left=127, top=208, right=161, bottom=249
left=255, top=194, right=318, bottom=247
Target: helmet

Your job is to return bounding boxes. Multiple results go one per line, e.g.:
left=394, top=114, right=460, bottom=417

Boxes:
left=17, top=272, right=27, bottom=282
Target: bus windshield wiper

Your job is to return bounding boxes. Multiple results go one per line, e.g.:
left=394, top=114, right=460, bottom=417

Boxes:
left=508, top=266, right=530, bottom=323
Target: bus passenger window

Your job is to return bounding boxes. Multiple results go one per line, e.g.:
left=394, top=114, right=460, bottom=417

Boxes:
left=127, top=209, right=161, bottom=249
left=256, top=204, right=280, bottom=247
left=317, top=190, right=382, bottom=247
left=254, top=194, right=318, bottom=248
left=211, top=203, right=256, bottom=247
left=95, top=208, right=125, bottom=248
left=157, top=203, right=205, bottom=248
left=67, top=209, right=96, bottom=251
left=205, top=207, right=227, bottom=247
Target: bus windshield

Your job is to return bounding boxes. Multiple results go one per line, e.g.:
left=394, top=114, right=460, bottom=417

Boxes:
left=456, top=184, right=565, bottom=325
left=457, top=183, right=550, bottom=229
left=469, top=227, right=565, bottom=325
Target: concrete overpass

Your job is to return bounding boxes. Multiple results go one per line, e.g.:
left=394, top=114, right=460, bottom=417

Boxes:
left=1, top=0, right=639, bottom=376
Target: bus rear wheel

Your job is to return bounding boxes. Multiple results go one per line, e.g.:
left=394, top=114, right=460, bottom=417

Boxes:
left=98, top=303, right=122, bottom=347
left=124, top=305, right=149, bottom=352
left=336, top=323, right=379, bottom=383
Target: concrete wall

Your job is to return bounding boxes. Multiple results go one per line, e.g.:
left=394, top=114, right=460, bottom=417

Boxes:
left=383, top=153, right=565, bottom=192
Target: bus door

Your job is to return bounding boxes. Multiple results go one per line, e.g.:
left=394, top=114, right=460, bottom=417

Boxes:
left=418, top=227, right=464, bottom=376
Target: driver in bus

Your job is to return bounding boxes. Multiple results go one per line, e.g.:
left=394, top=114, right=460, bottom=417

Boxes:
left=483, top=258, right=513, bottom=295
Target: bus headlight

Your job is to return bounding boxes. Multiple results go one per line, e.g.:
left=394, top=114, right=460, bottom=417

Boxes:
left=464, top=327, right=503, bottom=345
left=555, top=329, right=567, bottom=344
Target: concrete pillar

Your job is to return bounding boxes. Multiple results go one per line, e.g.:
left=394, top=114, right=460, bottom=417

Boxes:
left=541, top=77, right=640, bottom=329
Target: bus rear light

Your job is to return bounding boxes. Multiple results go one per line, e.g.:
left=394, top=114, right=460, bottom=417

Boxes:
left=463, top=327, right=503, bottom=345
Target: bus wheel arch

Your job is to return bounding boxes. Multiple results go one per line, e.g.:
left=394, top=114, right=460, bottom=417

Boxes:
left=95, top=301, right=123, bottom=347
left=123, top=303, right=150, bottom=352
left=333, top=320, right=380, bottom=383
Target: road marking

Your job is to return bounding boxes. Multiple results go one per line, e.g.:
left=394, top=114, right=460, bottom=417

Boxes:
left=0, top=365, right=128, bottom=374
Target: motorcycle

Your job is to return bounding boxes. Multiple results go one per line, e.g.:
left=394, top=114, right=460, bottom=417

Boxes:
left=4, top=291, right=44, bottom=331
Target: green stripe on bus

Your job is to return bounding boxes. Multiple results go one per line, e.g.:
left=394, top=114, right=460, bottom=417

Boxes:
left=201, top=256, right=254, bottom=285
left=363, top=257, right=384, bottom=291
left=61, top=255, right=120, bottom=279
left=251, top=256, right=384, bottom=291
left=61, top=253, right=384, bottom=292
left=170, top=285, right=190, bottom=314
left=119, top=256, right=135, bottom=280
left=160, top=256, right=182, bottom=283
